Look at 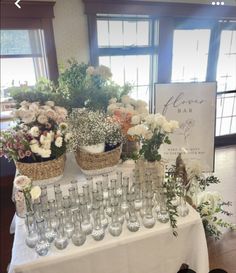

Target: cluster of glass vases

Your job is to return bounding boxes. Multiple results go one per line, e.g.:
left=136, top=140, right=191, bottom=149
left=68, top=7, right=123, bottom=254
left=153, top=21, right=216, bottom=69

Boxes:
left=24, top=170, right=189, bottom=255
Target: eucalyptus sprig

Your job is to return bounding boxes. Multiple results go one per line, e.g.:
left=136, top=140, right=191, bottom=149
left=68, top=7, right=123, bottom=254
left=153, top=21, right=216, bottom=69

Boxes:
left=163, top=174, right=179, bottom=237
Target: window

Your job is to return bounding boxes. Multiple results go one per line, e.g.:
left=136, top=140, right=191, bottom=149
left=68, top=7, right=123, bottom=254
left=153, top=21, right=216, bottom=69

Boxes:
left=0, top=29, right=48, bottom=100
left=96, top=17, right=157, bottom=106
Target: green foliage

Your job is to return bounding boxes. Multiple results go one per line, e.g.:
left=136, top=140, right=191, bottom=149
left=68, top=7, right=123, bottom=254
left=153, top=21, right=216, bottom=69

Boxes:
left=198, top=175, right=220, bottom=191
left=139, top=131, right=170, bottom=162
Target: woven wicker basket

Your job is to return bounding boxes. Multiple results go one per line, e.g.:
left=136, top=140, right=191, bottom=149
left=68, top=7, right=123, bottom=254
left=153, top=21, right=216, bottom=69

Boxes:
left=15, top=154, right=66, bottom=181
left=75, top=145, right=122, bottom=175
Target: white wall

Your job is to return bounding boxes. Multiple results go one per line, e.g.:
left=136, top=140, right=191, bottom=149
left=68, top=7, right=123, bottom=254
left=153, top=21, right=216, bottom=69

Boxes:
left=52, top=0, right=89, bottom=68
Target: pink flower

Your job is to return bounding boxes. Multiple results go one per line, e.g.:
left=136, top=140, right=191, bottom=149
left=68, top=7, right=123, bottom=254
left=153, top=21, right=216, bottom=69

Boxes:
left=14, top=175, right=32, bottom=190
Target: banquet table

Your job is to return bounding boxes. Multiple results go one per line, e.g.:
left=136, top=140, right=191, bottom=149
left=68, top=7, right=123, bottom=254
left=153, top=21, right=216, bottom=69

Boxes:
left=8, top=154, right=209, bottom=273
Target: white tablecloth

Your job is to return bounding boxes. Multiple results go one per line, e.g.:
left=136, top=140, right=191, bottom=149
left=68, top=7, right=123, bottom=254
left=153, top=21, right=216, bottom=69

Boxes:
left=8, top=154, right=209, bottom=273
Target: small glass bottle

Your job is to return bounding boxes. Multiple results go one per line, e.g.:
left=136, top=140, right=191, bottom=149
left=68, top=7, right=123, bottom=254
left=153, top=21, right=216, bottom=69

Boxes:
left=48, top=199, right=59, bottom=230
left=54, top=212, right=69, bottom=250
left=91, top=203, right=105, bottom=241
left=35, top=218, right=50, bottom=256
left=108, top=201, right=122, bottom=237
left=83, top=184, right=92, bottom=213
left=105, top=187, right=114, bottom=217
left=134, top=182, right=142, bottom=211
left=71, top=210, right=86, bottom=246
left=102, top=174, right=109, bottom=200
left=42, top=209, right=56, bottom=243
left=157, top=187, right=169, bottom=223
left=62, top=196, right=74, bottom=238
left=33, top=199, right=43, bottom=220
left=98, top=195, right=108, bottom=229
left=116, top=171, right=122, bottom=195
left=142, top=192, right=155, bottom=228
left=121, top=177, right=129, bottom=214
left=55, top=189, right=63, bottom=213
left=40, top=185, right=48, bottom=210
left=71, top=180, right=79, bottom=202
left=68, top=186, right=78, bottom=212
left=53, top=183, right=61, bottom=194
left=80, top=193, right=93, bottom=235
left=127, top=192, right=140, bottom=232
left=177, top=177, right=189, bottom=217
left=25, top=211, right=38, bottom=248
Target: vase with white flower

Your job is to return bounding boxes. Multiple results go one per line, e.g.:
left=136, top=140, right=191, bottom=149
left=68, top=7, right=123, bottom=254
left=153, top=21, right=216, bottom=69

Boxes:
left=107, top=95, right=148, bottom=158
left=127, top=113, right=179, bottom=183
left=13, top=175, right=41, bottom=217
left=0, top=101, right=71, bottom=181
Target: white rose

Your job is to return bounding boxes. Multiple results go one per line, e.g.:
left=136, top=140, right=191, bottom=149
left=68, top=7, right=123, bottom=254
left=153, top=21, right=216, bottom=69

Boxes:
left=136, top=106, right=148, bottom=115
left=30, top=186, right=41, bottom=200
left=14, top=175, right=32, bottom=191
left=42, top=140, right=51, bottom=150
left=169, top=120, right=179, bottom=130
left=86, top=66, right=95, bottom=75
left=46, top=109, right=57, bottom=120
left=145, top=114, right=155, bottom=125
left=136, top=100, right=147, bottom=108
left=162, top=122, right=172, bottom=133
left=30, top=139, right=40, bottom=153
left=54, top=106, right=67, bottom=117
left=37, top=114, right=48, bottom=124
left=29, top=126, right=40, bottom=137
left=127, top=127, right=136, bottom=136
left=154, top=114, right=166, bottom=128
left=29, top=103, right=39, bottom=112
left=20, top=101, right=30, bottom=108
left=121, top=95, right=131, bottom=105
left=21, top=110, right=36, bottom=124
left=131, top=115, right=141, bottom=125
left=107, top=104, right=117, bottom=114
left=45, top=101, right=55, bottom=107
left=37, top=147, right=51, bottom=158
left=55, top=136, right=63, bottom=148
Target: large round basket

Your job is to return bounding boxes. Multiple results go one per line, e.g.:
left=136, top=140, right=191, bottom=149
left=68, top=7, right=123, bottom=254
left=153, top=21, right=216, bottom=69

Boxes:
left=15, top=154, right=66, bottom=181
left=75, top=145, right=122, bottom=175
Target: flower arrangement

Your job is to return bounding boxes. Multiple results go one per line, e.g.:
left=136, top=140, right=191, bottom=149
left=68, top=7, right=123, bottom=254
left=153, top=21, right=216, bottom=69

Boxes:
left=127, top=113, right=179, bottom=162
left=67, top=108, right=124, bottom=152
left=14, top=175, right=41, bottom=213
left=0, top=101, right=71, bottom=162
left=174, top=154, right=236, bottom=240
left=107, top=95, right=148, bottom=141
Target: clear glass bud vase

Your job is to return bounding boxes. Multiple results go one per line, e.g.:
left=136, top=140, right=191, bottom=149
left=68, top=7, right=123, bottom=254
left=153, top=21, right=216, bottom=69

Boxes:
left=80, top=193, right=93, bottom=235
left=54, top=212, right=69, bottom=250
left=108, top=202, right=122, bottom=237
left=127, top=192, right=140, bottom=232
left=71, top=210, right=86, bottom=246
left=92, top=204, right=105, bottom=241
left=142, top=192, right=155, bottom=228
left=25, top=211, right=38, bottom=248
left=156, top=188, right=169, bottom=223
left=35, top=218, right=50, bottom=256
left=62, top=196, right=74, bottom=238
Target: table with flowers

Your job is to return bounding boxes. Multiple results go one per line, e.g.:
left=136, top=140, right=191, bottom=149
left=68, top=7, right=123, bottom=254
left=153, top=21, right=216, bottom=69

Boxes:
left=8, top=154, right=209, bottom=273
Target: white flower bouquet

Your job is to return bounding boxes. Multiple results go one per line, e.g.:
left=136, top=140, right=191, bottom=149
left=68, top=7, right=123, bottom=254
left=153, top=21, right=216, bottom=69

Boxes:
left=0, top=101, right=71, bottom=163
left=127, top=113, right=179, bottom=161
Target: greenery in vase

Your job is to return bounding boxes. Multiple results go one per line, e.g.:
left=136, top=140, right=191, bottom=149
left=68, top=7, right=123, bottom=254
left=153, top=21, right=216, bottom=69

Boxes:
left=0, top=101, right=70, bottom=162
left=174, top=156, right=236, bottom=240
left=127, top=113, right=179, bottom=162
left=67, top=108, right=124, bottom=151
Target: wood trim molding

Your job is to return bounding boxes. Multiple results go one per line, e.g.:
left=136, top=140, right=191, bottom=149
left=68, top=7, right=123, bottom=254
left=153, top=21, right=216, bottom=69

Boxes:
left=83, top=0, right=236, bottom=19
left=1, top=1, right=55, bottom=19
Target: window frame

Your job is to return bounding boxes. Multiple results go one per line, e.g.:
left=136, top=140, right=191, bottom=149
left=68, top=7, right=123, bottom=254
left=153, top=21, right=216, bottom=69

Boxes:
left=1, top=1, right=59, bottom=82
left=84, top=0, right=236, bottom=146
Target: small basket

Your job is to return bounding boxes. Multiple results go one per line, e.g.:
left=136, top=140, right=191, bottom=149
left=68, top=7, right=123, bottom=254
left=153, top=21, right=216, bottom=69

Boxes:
left=15, top=154, right=66, bottom=181
left=75, top=145, right=122, bottom=175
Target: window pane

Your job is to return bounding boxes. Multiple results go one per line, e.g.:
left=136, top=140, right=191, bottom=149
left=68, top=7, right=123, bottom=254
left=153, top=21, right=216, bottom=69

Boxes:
left=216, top=96, right=223, bottom=118
left=97, top=20, right=109, bottom=47
left=220, top=117, right=231, bottom=135
left=1, top=30, right=43, bottom=55
left=171, top=29, right=210, bottom=82
left=231, top=117, right=236, bottom=134
left=215, top=118, right=221, bottom=136
left=222, top=97, right=234, bottom=117
left=124, top=21, right=137, bottom=46
left=137, top=21, right=149, bottom=46
left=216, top=30, right=236, bottom=92
left=109, top=21, right=123, bottom=47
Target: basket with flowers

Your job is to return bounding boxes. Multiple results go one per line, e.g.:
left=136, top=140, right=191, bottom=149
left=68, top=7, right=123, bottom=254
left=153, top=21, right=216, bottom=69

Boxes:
left=68, top=108, right=124, bottom=175
left=0, top=101, right=71, bottom=181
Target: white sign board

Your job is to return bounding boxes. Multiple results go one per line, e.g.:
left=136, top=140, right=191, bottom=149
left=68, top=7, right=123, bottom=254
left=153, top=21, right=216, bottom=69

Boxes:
left=155, top=82, right=216, bottom=172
